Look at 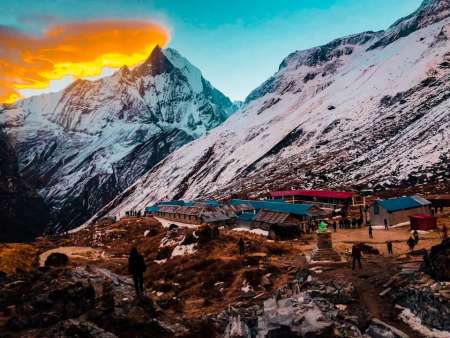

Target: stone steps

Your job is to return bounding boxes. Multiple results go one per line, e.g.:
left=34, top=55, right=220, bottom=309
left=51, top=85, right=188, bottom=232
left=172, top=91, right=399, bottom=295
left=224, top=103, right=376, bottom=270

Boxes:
left=310, top=248, right=342, bottom=262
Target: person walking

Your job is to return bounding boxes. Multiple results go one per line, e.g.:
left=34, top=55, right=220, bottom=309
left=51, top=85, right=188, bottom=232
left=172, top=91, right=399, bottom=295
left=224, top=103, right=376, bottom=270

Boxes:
left=238, top=238, right=245, bottom=256
left=128, top=247, right=147, bottom=296
left=407, top=237, right=416, bottom=253
left=351, top=244, right=362, bottom=270
left=386, top=241, right=393, bottom=255
left=346, top=218, right=351, bottom=229
left=332, top=221, right=337, bottom=233
left=413, top=230, right=419, bottom=244
left=384, top=218, right=389, bottom=231
left=368, top=225, right=373, bottom=239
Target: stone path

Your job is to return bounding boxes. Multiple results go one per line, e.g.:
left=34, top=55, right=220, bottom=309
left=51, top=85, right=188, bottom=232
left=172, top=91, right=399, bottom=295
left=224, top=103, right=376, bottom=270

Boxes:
left=39, top=246, right=104, bottom=266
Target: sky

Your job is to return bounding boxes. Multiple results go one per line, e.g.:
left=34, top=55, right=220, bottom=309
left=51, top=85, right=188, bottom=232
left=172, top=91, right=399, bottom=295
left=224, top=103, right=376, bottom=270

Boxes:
left=0, top=0, right=423, bottom=102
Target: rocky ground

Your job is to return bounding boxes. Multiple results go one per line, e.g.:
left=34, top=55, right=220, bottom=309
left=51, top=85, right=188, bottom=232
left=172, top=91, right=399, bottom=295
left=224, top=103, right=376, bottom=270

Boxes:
left=0, top=214, right=449, bottom=337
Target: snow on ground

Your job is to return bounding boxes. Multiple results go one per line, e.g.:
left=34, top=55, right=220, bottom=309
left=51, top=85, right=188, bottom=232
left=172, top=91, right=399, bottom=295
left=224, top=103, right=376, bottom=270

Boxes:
left=241, top=281, right=253, bottom=293
left=397, top=306, right=450, bottom=338
left=232, top=227, right=269, bottom=237
left=411, top=230, right=432, bottom=235
left=95, top=14, right=450, bottom=221
left=154, top=217, right=199, bottom=229
left=372, top=222, right=410, bottom=230
left=171, top=243, right=197, bottom=258
left=159, top=235, right=180, bottom=248
left=226, top=315, right=251, bottom=338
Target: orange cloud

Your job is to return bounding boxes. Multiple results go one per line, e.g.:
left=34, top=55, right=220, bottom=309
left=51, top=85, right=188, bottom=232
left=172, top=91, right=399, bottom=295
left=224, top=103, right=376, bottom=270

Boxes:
left=0, top=20, right=170, bottom=103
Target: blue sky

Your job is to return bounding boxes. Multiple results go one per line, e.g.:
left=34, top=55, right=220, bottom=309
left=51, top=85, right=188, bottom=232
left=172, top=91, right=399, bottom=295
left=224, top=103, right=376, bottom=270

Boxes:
left=1, top=0, right=423, bottom=100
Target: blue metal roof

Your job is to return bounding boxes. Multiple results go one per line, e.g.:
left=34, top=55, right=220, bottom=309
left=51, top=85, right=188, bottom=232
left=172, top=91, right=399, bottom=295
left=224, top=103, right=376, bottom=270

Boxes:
left=158, top=200, right=186, bottom=206
left=238, top=212, right=256, bottom=221
left=377, top=196, right=430, bottom=212
left=231, top=199, right=312, bottom=216
left=145, top=206, right=160, bottom=213
left=194, top=200, right=220, bottom=207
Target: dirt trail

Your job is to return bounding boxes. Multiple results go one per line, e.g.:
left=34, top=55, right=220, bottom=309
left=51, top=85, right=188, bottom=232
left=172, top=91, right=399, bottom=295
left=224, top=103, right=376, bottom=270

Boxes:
left=39, top=246, right=104, bottom=266
left=319, top=255, right=426, bottom=338
left=29, top=216, right=446, bottom=336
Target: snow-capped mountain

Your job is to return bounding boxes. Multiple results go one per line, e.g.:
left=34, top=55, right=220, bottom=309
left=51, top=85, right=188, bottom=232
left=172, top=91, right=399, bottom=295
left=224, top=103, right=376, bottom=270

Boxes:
left=94, top=0, right=450, bottom=221
left=0, top=46, right=237, bottom=230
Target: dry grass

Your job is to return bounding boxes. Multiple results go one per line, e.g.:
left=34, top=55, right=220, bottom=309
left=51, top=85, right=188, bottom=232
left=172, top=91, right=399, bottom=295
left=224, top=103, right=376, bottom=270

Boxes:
left=0, top=243, right=38, bottom=275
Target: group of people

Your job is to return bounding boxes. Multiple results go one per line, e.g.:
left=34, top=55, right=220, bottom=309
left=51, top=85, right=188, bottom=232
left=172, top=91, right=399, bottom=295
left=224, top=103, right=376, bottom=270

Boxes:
left=125, top=210, right=142, bottom=217
left=340, top=217, right=364, bottom=229
left=352, top=225, right=449, bottom=271
left=127, top=223, right=448, bottom=295
left=308, top=217, right=364, bottom=233
left=328, top=217, right=365, bottom=233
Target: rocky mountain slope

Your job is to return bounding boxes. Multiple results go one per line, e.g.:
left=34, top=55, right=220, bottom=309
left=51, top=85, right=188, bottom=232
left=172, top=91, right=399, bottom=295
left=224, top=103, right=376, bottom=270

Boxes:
left=95, top=0, right=450, bottom=221
left=0, top=128, right=49, bottom=242
left=0, top=47, right=236, bottom=231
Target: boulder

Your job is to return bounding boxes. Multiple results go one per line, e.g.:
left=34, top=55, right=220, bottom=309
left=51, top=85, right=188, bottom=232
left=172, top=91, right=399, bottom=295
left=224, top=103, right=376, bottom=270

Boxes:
left=365, top=318, right=409, bottom=338
left=181, top=231, right=198, bottom=245
left=46, top=319, right=118, bottom=338
left=155, top=247, right=173, bottom=261
left=168, top=224, right=178, bottom=230
left=196, top=225, right=218, bottom=244
left=421, top=238, right=450, bottom=281
left=394, top=272, right=450, bottom=332
left=44, top=253, right=69, bottom=267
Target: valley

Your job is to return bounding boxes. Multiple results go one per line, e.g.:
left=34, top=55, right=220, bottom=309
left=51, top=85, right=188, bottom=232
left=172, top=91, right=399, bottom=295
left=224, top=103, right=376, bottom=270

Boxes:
left=0, top=211, right=449, bottom=337
left=0, top=1, right=450, bottom=337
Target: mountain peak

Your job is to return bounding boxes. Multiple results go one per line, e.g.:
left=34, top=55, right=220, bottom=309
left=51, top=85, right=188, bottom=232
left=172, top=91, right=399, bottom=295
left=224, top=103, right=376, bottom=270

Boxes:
left=118, top=65, right=130, bottom=76
left=419, top=0, right=450, bottom=9
left=367, top=0, right=450, bottom=50
left=133, top=45, right=174, bottom=77
left=391, top=0, right=450, bottom=29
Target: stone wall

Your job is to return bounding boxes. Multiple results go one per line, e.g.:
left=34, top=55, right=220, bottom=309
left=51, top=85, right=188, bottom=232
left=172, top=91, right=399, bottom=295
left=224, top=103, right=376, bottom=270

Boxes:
left=394, top=273, right=450, bottom=331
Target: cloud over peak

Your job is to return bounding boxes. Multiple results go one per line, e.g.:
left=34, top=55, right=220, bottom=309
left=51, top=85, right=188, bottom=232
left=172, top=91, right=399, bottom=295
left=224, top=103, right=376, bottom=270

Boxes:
left=0, top=19, right=170, bottom=103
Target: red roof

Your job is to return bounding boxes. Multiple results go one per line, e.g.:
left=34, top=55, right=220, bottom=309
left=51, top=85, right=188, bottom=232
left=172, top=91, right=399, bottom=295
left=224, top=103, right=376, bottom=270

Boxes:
left=410, top=214, right=435, bottom=219
left=270, top=190, right=353, bottom=200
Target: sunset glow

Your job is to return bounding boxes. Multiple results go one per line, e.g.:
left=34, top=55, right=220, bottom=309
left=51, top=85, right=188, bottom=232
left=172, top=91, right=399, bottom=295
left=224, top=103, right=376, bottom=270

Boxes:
left=0, top=20, right=170, bottom=103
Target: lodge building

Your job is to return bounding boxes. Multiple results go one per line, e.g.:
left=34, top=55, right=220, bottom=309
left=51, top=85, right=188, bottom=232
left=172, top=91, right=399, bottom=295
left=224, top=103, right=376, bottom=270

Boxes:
left=231, top=199, right=328, bottom=239
left=269, top=189, right=361, bottom=215
left=152, top=202, right=234, bottom=226
left=370, top=195, right=432, bottom=227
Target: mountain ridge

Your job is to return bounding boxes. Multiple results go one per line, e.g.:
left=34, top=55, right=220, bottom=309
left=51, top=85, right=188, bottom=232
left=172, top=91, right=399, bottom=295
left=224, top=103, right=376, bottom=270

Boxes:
left=87, top=0, right=450, bottom=224
left=0, top=47, right=237, bottom=232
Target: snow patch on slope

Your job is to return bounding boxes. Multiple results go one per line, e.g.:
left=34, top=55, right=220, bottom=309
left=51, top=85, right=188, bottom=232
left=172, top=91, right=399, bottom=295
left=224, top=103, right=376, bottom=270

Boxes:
left=90, top=11, right=450, bottom=222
